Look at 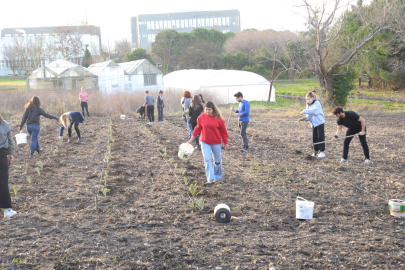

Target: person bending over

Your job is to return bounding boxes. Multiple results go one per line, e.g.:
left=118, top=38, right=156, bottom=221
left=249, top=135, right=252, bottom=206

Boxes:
left=59, top=112, right=85, bottom=143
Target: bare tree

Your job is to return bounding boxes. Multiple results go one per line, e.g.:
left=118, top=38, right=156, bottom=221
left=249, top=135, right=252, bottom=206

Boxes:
left=26, top=34, right=54, bottom=72
left=113, top=38, right=132, bottom=63
left=291, top=0, right=405, bottom=105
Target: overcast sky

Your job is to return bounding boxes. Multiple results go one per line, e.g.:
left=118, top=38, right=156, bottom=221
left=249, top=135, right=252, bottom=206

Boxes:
left=1, top=0, right=370, bottom=45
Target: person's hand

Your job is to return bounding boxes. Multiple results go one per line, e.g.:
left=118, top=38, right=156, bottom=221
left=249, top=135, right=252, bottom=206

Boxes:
left=358, top=131, right=366, bottom=136
left=331, top=136, right=337, bottom=142
left=300, top=111, right=304, bottom=115
left=19, top=129, right=22, bottom=133
left=182, top=116, right=185, bottom=121
left=7, top=155, right=14, bottom=165
left=234, top=113, right=240, bottom=117
left=225, top=144, right=229, bottom=150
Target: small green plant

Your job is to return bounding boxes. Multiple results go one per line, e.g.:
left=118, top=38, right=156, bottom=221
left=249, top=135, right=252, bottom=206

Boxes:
left=157, top=139, right=160, bottom=144
left=174, top=163, right=178, bottom=169
left=27, top=176, right=32, bottom=184
left=35, top=167, right=40, bottom=176
left=168, top=158, right=174, bottom=163
left=180, top=168, right=187, bottom=175
left=105, top=154, right=110, bottom=163
left=189, top=183, right=201, bottom=212
left=107, top=145, right=112, bottom=156
left=197, top=197, right=206, bottom=211
left=100, top=188, right=110, bottom=196
left=37, top=161, right=43, bottom=169
left=184, top=177, right=188, bottom=185
left=58, top=139, right=63, bottom=146
left=13, top=186, right=21, bottom=196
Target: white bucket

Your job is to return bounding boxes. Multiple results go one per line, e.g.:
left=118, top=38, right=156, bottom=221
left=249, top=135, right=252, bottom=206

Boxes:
left=389, top=199, right=405, bottom=217
left=120, top=115, right=125, bottom=120
left=15, top=133, right=28, bottom=145
left=296, top=197, right=314, bottom=220
left=178, top=143, right=194, bottom=160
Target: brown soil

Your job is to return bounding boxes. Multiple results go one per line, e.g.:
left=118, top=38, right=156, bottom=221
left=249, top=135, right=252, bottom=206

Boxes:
left=1, top=113, right=405, bottom=269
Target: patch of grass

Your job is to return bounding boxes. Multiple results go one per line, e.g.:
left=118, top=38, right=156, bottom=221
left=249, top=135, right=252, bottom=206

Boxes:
left=0, top=77, right=27, bottom=92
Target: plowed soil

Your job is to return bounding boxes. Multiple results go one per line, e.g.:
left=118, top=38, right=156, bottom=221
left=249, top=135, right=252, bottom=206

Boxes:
left=1, top=112, right=405, bottom=269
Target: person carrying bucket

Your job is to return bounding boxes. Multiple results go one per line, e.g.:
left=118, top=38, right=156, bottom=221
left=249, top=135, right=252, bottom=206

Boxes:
left=299, top=91, right=326, bottom=158
left=188, top=95, right=204, bottom=150
left=231, top=91, right=250, bottom=152
left=79, top=87, right=90, bottom=117
left=0, top=113, right=17, bottom=218
left=187, top=102, right=229, bottom=184
left=19, top=96, right=59, bottom=158
left=331, top=107, right=370, bottom=164
left=59, top=112, right=85, bottom=143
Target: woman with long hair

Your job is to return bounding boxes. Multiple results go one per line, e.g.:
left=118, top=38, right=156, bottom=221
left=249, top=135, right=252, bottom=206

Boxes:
left=181, top=90, right=193, bottom=139
left=19, top=96, right=59, bottom=158
left=0, top=113, right=17, bottom=218
left=188, top=95, right=204, bottom=150
left=59, top=112, right=85, bottom=143
left=187, top=102, right=229, bottom=183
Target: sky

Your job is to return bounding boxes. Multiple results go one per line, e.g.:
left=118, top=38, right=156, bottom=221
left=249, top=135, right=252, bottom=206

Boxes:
left=1, top=0, right=371, bottom=45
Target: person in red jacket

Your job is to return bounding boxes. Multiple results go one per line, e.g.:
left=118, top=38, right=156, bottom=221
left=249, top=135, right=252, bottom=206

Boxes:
left=187, top=101, right=229, bottom=184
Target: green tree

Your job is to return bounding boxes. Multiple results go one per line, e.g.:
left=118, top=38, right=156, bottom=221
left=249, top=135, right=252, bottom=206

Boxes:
left=82, top=47, right=92, bottom=68
left=124, top=47, right=155, bottom=65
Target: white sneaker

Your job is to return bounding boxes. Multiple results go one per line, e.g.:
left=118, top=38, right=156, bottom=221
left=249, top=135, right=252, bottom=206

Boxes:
left=317, top=152, right=326, bottom=158
left=4, top=208, right=17, bottom=218
left=311, top=153, right=316, bottom=157
left=365, top=159, right=371, bottom=164
left=340, top=158, right=348, bottom=164
left=207, top=179, right=215, bottom=184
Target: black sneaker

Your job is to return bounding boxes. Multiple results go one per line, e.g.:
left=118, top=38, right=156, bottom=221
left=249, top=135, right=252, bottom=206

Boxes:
left=77, top=138, right=82, bottom=144
left=37, top=148, right=44, bottom=155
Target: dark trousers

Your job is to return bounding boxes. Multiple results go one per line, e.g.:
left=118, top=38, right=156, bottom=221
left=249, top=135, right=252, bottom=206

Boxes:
left=68, top=123, right=81, bottom=138
left=147, top=105, right=154, bottom=122
left=313, top=124, right=325, bottom=152
left=0, top=148, right=12, bottom=209
left=81, top=102, right=89, bottom=117
left=239, top=121, right=249, bottom=149
left=343, top=126, right=369, bottom=159
left=158, top=108, right=163, bottom=122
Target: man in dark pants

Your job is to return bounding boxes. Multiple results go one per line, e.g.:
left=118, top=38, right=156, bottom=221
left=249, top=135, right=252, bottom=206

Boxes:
left=331, top=107, right=370, bottom=164
left=231, top=92, right=250, bottom=152
left=157, top=90, right=164, bottom=122
left=144, top=90, right=154, bottom=124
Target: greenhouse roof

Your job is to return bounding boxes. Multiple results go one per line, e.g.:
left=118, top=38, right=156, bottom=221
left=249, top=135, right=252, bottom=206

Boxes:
left=87, top=60, right=119, bottom=76
left=27, top=59, right=95, bottom=79
left=119, top=59, right=162, bottom=75
left=46, top=59, right=79, bottom=76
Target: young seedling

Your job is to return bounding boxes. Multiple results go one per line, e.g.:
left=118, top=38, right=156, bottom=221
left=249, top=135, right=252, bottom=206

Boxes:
left=189, top=183, right=201, bottom=212
left=180, top=168, right=187, bottom=175
left=58, top=139, right=63, bottom=146
left=184, top=177, right=188, bottom=185
left=37, top=161, right=43, bottom=169
left=27, top=176, right=32, bottom=184
left=13, top=186, right=21, bottom=196
left=157, top=139, right=160, bottom=144
left=103, top=170, right=109, bottom=186
left=100, top=188, right=110, bottom=196
left=107, top=145, right=112, bottom=156
left=174, top=163, right=178, bottom=169
left=105, top=154, right=110, bottom=163
left=168, top=158, right=174, bottom=164
left=197, top=197, right=206, bottom=211
left=35, top=167, right=41, bottom=176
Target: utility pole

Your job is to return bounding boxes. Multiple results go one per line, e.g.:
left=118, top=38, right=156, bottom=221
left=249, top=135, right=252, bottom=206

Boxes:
left=267, top=44, right=277, bottom=103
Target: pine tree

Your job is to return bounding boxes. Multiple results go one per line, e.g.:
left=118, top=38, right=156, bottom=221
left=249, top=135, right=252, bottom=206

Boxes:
left=82, top=47, right=92, bottom=68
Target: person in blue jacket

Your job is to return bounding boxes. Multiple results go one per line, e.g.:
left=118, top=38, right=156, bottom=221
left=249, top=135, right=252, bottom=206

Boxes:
left=59, top=112, right=84, bottom=143
left=299, top=91, right=326, bottom=158
left=231, top=92, right=251, bottom=152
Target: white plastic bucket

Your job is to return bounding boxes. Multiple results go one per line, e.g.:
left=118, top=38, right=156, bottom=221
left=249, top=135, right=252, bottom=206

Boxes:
left=296, top=197, right=314, bottom=220
left=120, top=115, right=125, bottom=120
left=389, top=199, right=405, bottom=217
left=15, top=133, right=28, bottom=145
left=178, top=143, right=194, bottom=160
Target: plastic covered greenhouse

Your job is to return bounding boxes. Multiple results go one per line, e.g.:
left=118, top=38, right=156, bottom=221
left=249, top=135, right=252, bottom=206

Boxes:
left=163, top=69, right=275, bottom=104
left=27, top=59, right=96, bottom=91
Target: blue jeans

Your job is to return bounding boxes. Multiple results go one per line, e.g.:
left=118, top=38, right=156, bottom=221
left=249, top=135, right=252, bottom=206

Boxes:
left=27, top=125, right=40, bottom=151
left=186, top=116, right=193, bottom=139
left=201, top=142, right=223, bottom=181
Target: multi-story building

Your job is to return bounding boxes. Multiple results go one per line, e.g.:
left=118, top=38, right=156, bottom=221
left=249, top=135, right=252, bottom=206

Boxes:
left=131, top=10, right=241, bottom=50
left=0, top=26, right=102, bottom=76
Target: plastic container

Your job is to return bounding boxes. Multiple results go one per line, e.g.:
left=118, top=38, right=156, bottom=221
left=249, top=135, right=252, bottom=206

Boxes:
left=214, top=204, right=231, bottom=223
left=389, top=199, right=405, bottom=217
left=15, top=133, right=28, bottom=145
left=120, top=115, right=125, bottom=120
left=296, top=197, right=314, bottom=220
left=178, top=143, right=194, bottom=160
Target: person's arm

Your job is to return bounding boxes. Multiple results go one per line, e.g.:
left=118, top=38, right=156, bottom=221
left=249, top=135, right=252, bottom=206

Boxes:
left=20, top=109, right=28, bottom=131
left=301, top=102, right=322, bottom=115
left=358, top=116, right=366, bottom=135
left=59, top=125, right=64, bottom=138
left=79, top=93, right=82, bottom=101
left=238, top=102, right=250, bottom=116
left=85, top=93, right=89, bottom=100
left=188, top=116, right=202, bottom=143
left=7, top=128, right=15, bottom=155
left=38, top=108, right=58, bottom=120
left=331, top=125, right=343, bottom=141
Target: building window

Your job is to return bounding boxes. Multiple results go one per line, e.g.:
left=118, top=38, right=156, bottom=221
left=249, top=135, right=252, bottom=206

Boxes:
left=185, top=19, right=188, bottom=28
left=226, top=17, right=230, bottom=25
left=193, top=19, right=197, bottom=27
left=155, top=21, right=159, bottom=30
left=147, top=21, right=150, bottom=29
left=148, top=34, right=153, bottom=42
left=206, top=18, right=209, bottom=26
left=214, top=18, right=217, bottom=26
left=181, top=20, right=184, bottom=28
left=159, top=21, right=163, bottom=29
left=189, top=19, right=193, bottom=27
left=197, top=19, right=201, bottom=27
left=175, top=20, right=179, bottom=28
left=201, top=19, right=205, bottom=27
left=222, top=17, right=226, bottom=26
left=172, top=20, right=176, bottom=28
left=164, top=21, right=168, bottom=29
left=151, top=21, right=155, bottom=30
left=210, top=18, right=213, bottom=27
left=144, top=74, right=157, bottom=86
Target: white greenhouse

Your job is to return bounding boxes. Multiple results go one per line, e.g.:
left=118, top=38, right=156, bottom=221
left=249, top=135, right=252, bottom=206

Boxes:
left=119, top=59, right=164, bottom=92
left=87, top=60, right=126, bottom=93
left=163, top=69, right=276, bottom=104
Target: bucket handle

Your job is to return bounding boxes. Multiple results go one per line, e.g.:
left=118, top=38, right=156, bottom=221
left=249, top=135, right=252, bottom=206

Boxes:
left=296, top=197, right=308, bottom=202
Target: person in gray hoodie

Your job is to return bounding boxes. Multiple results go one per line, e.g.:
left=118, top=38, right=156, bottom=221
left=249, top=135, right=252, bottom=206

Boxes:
left=0, top=113, right=17, bottom=218
left=19, top=96, right=59, bottom=158
left=181, top=90, right=193, bottom=139
left=299, top=91, right=326, bottom=158
left=144, top=90, right=155, bottom=124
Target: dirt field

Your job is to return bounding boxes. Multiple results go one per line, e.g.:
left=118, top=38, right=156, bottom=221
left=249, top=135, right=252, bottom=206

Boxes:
left=1, top=112, right=405, bottom=269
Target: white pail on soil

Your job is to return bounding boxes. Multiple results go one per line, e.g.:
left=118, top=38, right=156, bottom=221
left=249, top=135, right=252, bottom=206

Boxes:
left=296, top=197, right=314, bottom=220
left=178, top=143, right=194, bottom=160
left=120, top=115, right=125, bottom=120
left=389, top=199, right=405, bottom=217
left=214, top=204, right=231, bottom=223
left=15, top=133, right=28, bottom=145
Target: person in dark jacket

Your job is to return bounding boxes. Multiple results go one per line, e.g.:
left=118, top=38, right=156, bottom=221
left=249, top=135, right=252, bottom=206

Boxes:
left=59, top=112, right=85, bottom=143
left=188, top=95, right=204, bottom=150
left=157, top=90, right=164, bottom=123
left=199, top=94, right=205, bottom=104
left=19, top=96, right=59, bottom=158
left=0, top=113, right=17, bottom=218
left=137, top=106, right=146, bottom=118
